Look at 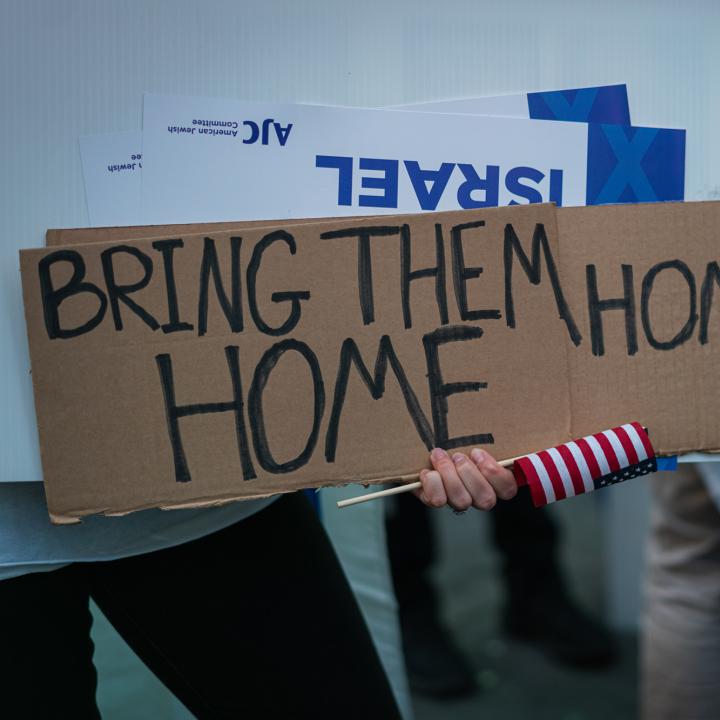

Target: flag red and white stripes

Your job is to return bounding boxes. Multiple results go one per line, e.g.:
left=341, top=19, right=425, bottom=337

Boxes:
left=512, top=422, right=657, bottom=507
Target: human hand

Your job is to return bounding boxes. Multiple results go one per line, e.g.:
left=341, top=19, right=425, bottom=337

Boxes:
left=413, top=447, right=517, bottom=511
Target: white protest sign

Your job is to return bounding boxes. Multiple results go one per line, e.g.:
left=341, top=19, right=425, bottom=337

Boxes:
left=79, top=132, right=143, bottom=228
left=139, top=93, right=683, bottom=225
left=80, top=84, right=631, bottom=227
left=389, top=83, right=630, bottom=123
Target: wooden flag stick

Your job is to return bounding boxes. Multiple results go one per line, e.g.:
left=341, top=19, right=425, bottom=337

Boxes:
left=337, top=455, right=521, bottom=509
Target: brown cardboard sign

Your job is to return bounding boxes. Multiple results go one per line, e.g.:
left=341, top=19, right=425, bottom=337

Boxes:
left=559, top=202, right=720, bottom=453
left=19, top=201, right=720, bottom=521
left=45, top=215, right=365, bottom=246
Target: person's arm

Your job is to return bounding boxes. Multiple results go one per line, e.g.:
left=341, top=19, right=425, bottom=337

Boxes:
left=413, top=448, right=517, bottom=511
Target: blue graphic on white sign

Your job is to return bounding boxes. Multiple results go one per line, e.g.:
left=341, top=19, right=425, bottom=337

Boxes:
left=586, top=124, right=685, bottom=204
left=528, top=85, right=631, bottom=125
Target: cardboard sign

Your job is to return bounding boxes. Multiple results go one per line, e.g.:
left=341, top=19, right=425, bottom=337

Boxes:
left=45, top=218, right=334, bottom=247
left=20, top=201, right=720, bottom=522
left=558, top=202, right=720, bottom=451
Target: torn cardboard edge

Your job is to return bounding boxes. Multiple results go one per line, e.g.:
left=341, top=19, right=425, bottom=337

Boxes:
left=49, top=474, right=418, bottom=524
left=45, top=213, right=376, bottom=246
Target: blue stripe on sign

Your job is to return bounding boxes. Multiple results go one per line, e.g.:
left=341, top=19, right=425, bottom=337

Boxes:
left=585, top=124, right=686, bottom=205
left=656, top=456, right=679, bottom=471
left=527, top=85, right=630, bottom=124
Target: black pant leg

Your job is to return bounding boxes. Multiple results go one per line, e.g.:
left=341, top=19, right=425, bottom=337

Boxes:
left=387, top=484, right=563, bottom=613
left=491, top=485, right=562, bottom=599
left=0, top=566, right=100, bottom=720
left=386, top=490, right=439, bottom=617
left=88, top=493, right=401, bottom=720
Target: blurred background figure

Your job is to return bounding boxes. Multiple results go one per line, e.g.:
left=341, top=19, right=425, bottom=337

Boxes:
left=642, top=464, right=720, bottom=720
left=387, top=485, right=615, bottom=697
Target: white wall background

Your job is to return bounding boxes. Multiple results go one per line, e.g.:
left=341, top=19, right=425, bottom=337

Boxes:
left=1, top=0, right=718, bottom=628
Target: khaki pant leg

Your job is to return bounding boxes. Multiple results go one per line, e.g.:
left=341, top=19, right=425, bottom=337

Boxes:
left=641, top=465, right=720, bottom=720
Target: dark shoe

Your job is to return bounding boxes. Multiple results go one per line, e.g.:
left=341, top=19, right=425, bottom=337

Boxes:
left=400, top=611, right=477, bottom=698
left=503, top=589, right=617, bottom=668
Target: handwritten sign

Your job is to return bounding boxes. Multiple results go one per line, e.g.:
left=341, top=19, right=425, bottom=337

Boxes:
left=21, top=201, right=720, bottom=522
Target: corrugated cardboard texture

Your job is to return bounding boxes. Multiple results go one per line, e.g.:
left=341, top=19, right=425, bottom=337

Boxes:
left=46, top=222, right=264, bottom=246
left=45, top=216, right=365, bottom=246
left=23, top=204, right=571, bottom=521
left=24, top=201, right=720, bottom=521
left=558, top=201, right=720, bottom=453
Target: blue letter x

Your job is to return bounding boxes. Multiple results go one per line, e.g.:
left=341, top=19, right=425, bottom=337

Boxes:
left=595, top=125, right=658, bottom=203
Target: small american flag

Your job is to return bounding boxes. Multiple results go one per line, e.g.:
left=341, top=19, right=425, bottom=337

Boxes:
left=513, top=422, right=657, bottom=507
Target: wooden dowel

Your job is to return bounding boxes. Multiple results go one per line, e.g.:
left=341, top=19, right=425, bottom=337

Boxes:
left=337, top=455, right=520, bottom=509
